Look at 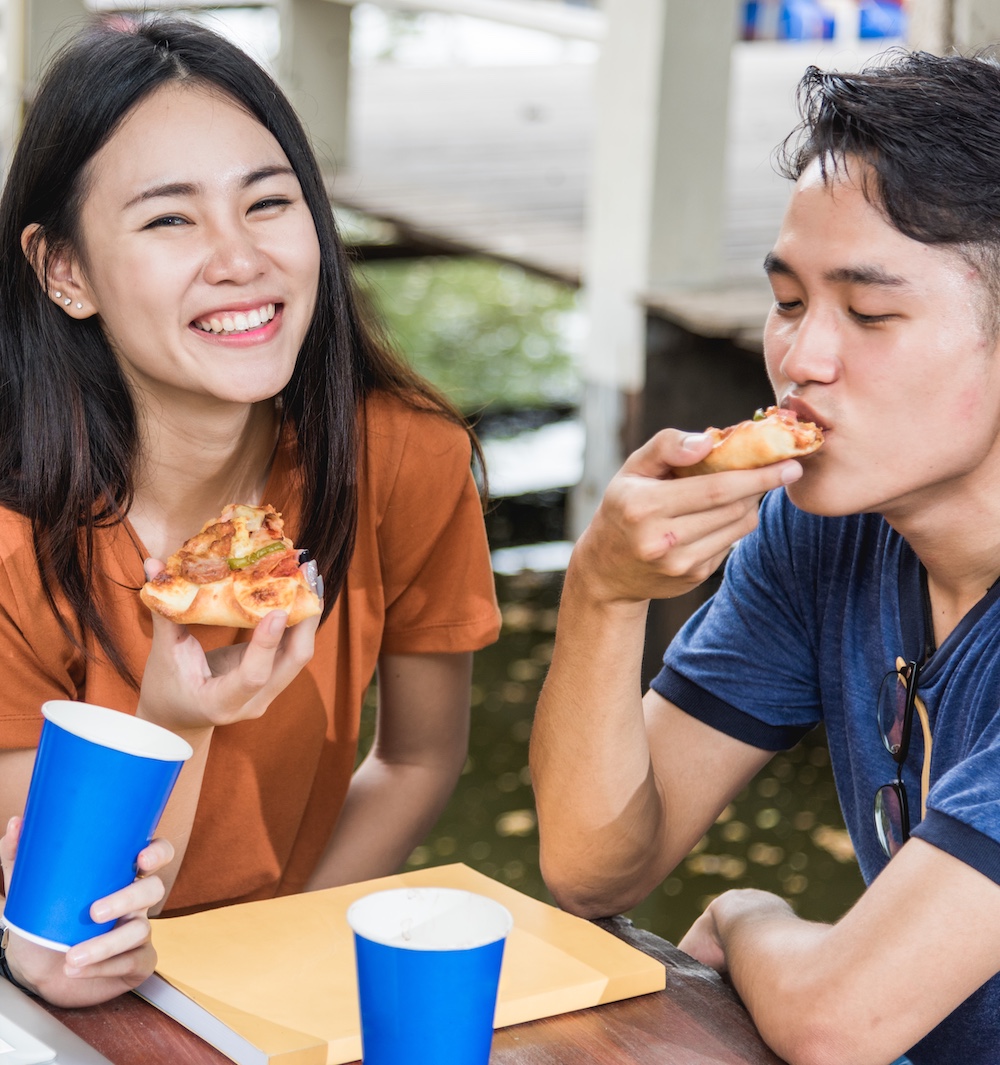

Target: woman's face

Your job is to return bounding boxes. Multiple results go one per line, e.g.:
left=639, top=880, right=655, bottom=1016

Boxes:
left=67, top=80, right=321, bottom=411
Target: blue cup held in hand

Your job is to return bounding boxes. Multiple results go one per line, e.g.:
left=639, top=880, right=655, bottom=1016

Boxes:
left=4, top=700, right=192, bottom=950
left=348, top=887, right=513, bottom=1065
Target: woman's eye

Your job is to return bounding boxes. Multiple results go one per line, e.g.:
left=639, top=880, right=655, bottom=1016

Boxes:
left=250, top=197, right=292, bottom=213
left=774, top=299, right=801, bottom=313
left=143, top=215, right=188, bottom=230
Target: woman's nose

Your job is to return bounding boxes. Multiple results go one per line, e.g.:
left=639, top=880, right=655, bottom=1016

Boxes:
left=202, top=224, right=265, bottom=285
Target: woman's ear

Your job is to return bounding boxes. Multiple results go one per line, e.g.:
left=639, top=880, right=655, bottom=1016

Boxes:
left=19, top=223, right=97, bottom=319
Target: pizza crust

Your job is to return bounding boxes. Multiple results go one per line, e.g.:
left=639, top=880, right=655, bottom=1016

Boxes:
left=674, top=406, right=824, bottom=478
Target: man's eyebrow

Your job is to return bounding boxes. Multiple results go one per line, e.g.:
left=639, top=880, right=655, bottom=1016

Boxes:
left=763, top=252, right=911, bottom=289
left=823, top=264, right=911, bottom=288
left=122, top=166, right=296, bottom=211
left=763, top=251, right=794, bottom=277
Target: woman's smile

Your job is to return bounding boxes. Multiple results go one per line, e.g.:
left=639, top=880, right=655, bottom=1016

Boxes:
left=193, top=302, right=277, bottom=336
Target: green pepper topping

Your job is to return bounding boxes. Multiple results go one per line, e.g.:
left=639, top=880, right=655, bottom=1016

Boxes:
left=227, top=541, right=284, bottom=570
left=752, top=408, right=766, bottom=421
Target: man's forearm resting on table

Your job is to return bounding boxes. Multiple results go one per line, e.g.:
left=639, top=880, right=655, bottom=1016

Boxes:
left=695, top=839, right=1000, bottom=1065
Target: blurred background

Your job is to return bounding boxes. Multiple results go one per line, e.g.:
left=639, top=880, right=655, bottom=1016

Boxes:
left=1, top=0, right=987, bottom=942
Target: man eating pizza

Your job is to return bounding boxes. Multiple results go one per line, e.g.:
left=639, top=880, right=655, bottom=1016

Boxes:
left=530, top=51, right=1000, bottom=1065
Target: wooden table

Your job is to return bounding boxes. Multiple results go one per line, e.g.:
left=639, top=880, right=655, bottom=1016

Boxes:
left=42, top=917, right=786, bottom=1064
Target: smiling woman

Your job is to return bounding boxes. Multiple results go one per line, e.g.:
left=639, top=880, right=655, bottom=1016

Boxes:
left=0, top=17, right=500, bottom=1009
left=30, top=81, right=323, bottom=433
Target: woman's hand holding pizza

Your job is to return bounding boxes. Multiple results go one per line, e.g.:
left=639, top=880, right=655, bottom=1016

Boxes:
left=136, top=504, right=324, bottom=733
left=573, top=425, right=807, bottom=607
left=137, top=559, right=321, bottom=733
left=1, top=817, right=172, bottom=1008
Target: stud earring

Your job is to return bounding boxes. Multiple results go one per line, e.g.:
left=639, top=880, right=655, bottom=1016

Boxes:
left=63, top=298, right=71, bottom=306
left=54, top=291, right=62, bottom=299
left=75, top=302, right=82, bottom=310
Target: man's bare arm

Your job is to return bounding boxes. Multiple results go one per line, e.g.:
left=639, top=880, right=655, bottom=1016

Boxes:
left=681, top=839, right=1000, bottom=1065
left=530, top=429, right=801, bottom=916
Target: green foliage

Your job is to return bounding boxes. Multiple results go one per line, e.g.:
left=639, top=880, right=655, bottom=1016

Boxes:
left=354, top=257, right=581, bottom=414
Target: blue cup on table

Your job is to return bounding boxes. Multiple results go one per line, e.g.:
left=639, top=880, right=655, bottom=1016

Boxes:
left=347, top=887, right=513, bottom=1065
left=3, top=700, right=192, bottom=950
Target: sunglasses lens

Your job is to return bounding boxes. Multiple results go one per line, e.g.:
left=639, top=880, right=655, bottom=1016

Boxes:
left=877, top=669, right=909, bottom=756
left=874, top=783, right=906, bottom=857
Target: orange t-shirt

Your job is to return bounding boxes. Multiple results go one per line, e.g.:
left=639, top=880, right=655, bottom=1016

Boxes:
left=0, top=393, right=501, bottom=913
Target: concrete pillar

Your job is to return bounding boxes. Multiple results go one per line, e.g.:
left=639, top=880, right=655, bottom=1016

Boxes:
left=277, top=0, right=353, bottom=171
left=906, top=0, right=954, bottom=51
left=952, top=0, right=1000, bottom=49
left=571, top=0, right=739, bottom=534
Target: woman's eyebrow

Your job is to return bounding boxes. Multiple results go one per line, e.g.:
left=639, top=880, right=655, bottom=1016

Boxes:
left=122, top=166, right=296, bottom=210
left=241, top=165, right=296, bottom=189
left=123, top=182, right=197, bottom=210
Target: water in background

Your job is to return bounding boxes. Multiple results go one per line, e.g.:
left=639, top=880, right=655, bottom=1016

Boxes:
left=354, top=254, right=865, bottom=944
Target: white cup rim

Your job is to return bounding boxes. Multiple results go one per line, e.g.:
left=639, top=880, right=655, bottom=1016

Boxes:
left=42, top=701, right=193, bottom=762
left=347, top=887, right=513, bottom=951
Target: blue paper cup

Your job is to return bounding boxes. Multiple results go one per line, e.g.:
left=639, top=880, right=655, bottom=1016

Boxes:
left=3, top=700, right=192, bottom=950
left=347, top=887, right=513, bottom=1065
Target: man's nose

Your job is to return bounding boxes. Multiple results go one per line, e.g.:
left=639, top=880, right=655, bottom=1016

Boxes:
left=771, top=307, right=841, bottom=386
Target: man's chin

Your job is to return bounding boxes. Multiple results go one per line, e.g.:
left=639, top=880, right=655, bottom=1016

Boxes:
left=783, top=478, right=866, bottom=519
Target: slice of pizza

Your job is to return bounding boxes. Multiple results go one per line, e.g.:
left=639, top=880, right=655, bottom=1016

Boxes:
left=140, top=503, right=322, bottom=628
left=674, top=406, right=824, bottom=478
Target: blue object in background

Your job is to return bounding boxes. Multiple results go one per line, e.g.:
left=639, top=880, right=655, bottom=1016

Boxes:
left=743, top=0, right=906, bottom=40
left=779, top=0, right=835, bottom=40
left=859, top=0, right=906, bottom=38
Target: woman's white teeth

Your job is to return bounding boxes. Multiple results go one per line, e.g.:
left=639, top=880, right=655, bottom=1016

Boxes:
left=198, top=303, right=275, bottom=335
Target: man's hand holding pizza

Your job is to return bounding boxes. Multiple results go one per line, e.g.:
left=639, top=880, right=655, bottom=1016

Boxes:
left=574, top=410, right=819, bottom=609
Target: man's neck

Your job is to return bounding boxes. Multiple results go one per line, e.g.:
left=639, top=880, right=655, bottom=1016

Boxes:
left=888, top=483, right=1000, bottom=648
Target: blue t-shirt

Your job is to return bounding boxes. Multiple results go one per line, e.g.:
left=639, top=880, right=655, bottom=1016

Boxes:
left=651, top=489, right=1000, bottom=1064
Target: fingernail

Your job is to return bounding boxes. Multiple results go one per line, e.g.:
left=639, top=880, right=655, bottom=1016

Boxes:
left=267, top=610, right=289, bottom=634
left=682, top=433, right=710, bottom=451
left=66, top=947, right=89, bottom=968
left=315, top=574, right=325, bottom=601
left=64, top=964, right=83, bottom=977
left=305, top=559, right=319, bottom=592
left=92, top=903, right=110, bottom=921
left=781, top=463, right=803, bottom=484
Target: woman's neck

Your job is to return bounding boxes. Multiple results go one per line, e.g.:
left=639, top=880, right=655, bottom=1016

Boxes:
left=128, top=399, right=281, bottom=562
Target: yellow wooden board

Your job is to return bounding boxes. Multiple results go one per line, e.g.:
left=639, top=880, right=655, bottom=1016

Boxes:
left=137, top=864, right=666, bottom=1065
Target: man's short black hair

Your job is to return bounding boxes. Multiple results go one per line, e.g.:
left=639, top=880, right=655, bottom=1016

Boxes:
left=778, top=50, right=1000, bottom=331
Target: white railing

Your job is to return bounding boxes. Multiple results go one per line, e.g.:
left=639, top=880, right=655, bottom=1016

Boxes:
left=329, top=0, right=606, bottom=42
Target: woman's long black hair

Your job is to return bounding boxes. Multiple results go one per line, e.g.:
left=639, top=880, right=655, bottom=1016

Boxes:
left=0, top=16, right=476, bottom=685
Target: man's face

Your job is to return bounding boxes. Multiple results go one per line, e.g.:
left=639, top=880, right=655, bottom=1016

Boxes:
left=764, top=156, right=1000, bottom=522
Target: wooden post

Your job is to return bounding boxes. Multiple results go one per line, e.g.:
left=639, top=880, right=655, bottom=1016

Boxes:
left=952, top=0, right=1000, bottom=49
left=907, top=0, right=1000, bottom=55
left=906, top=0, right=954, bottom=51
left=277, top=0, right=353, bottom=171
left=12, top=0, right=86, bottom=110
left=570, top=0, right=739, bottom=535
